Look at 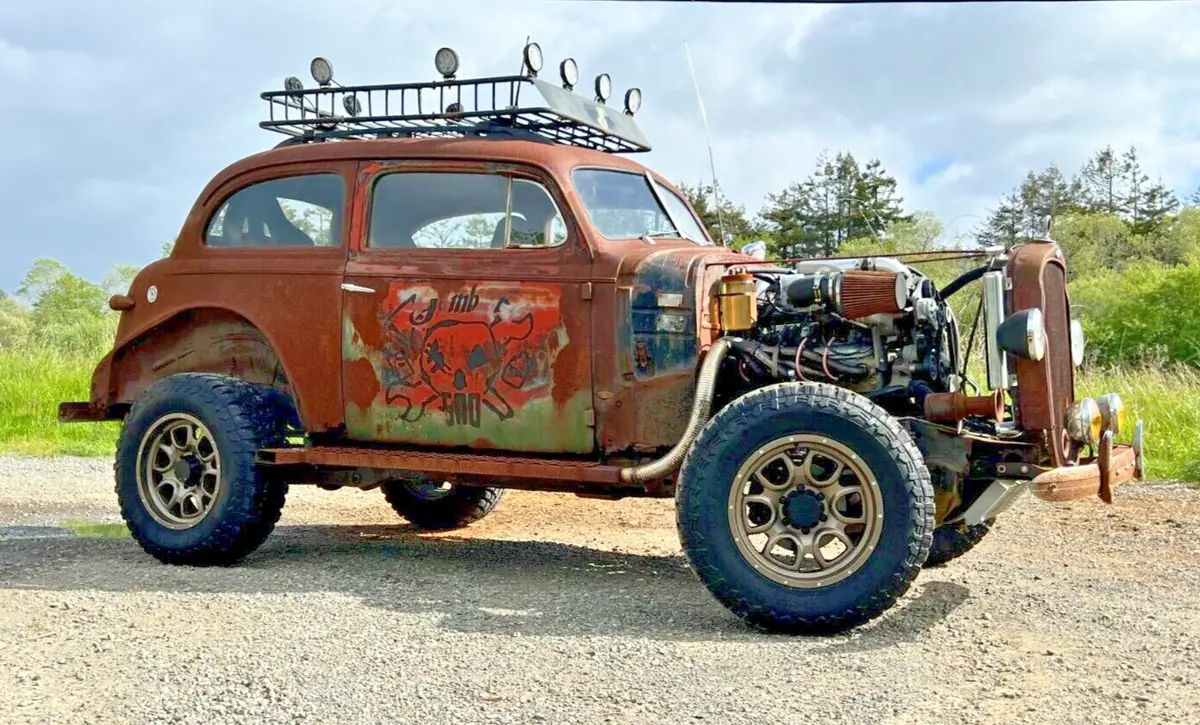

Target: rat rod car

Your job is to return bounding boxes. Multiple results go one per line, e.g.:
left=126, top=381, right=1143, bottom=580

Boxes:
left=61, top=43, right=1145, bottom=633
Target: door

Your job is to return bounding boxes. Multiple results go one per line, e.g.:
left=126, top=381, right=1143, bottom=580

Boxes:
left=340, top=161, right=595, bottom=455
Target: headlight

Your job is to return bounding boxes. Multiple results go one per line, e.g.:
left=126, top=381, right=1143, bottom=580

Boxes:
left=595, top=73, right=612, bottom=103
left=435, top=47, right=460, bottom=79
left=310, top=57, right=334, bottom=86
left=1070, top=319, right=1086, bottom=367
left=996, top=307, right=1046, bottom=361
left=559, top=58, right=579, bottom=90
left=523, top=42, right=543, bottom=75
left=1095, top=393, right=1126, bottom=436
left=1065, top=398, right=1102, bottom=445
left=624, top=88, right=642, bottom=115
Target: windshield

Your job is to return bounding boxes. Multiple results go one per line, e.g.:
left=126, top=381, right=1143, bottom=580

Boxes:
left=571, top=168, right=711, bottom=245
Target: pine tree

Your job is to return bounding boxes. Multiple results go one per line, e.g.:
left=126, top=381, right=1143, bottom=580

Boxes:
left=677, top=181, right=757, bottom=244
left=1135, top=179, right=1180, bottom=235
left=1079, top=145, right=1124, bottom=216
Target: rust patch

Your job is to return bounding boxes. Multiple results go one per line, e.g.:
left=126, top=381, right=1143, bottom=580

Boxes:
left=343, top=357, right=379, bottom=412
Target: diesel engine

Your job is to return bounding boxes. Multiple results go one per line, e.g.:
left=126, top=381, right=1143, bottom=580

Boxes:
left=716, top=256, right=1003, bottom=428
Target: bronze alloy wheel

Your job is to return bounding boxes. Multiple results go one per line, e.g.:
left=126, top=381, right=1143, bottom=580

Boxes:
left=727, top=434, right=884, bottom=588
left=135, top=412, right=222, bottom=530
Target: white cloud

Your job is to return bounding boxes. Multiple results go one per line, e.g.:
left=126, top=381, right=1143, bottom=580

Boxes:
left=1, top=0, right=1199, bottom=290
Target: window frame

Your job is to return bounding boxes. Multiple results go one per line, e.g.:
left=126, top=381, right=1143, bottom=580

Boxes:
left=569, top=166, right=714, bottom=246
left=363, top=167, right=573, bottom=253
left=201, top=172, right=349, bottom=251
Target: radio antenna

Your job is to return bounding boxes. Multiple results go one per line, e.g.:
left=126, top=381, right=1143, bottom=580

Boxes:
left=684, top=41, right=727, bottom=246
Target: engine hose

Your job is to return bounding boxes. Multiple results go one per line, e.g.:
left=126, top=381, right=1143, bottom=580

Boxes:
left=939, top=265, right=988, bottom=300
left=620, top=337, right=735, bottom=485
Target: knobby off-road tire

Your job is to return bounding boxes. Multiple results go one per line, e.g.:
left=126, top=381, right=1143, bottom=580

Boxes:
left=382, top=479, right=504, bottom=531
left=923, top=520, right=993, bottom=568
left=676, top=382, right=935, bottom=634
left=115, top=373, right=289, bottom=566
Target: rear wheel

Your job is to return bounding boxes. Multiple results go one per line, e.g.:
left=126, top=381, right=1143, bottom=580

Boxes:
left=381, top=478, right=503, bottom=531
left=115, top=374, right=288, bottom=566
left=676, top=382, right=934, bottom=634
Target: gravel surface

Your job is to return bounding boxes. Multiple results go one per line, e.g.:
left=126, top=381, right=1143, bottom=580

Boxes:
left=1, top=454, right=1198, bottom=725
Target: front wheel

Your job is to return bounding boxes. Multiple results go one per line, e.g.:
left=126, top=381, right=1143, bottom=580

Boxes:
left=676, top=382, right=934, bottom=634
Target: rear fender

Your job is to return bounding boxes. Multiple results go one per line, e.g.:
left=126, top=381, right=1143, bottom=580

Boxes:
left=95, top=308, right=301, bottom=426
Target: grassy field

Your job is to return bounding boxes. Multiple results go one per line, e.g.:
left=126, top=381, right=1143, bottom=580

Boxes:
left=0, top=351, right=120, bottom=457
left=1, top=351, right=1196, bottom=482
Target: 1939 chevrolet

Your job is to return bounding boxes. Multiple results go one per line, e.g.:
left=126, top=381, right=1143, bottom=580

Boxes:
left=61, top=43, right=1145, bottom=633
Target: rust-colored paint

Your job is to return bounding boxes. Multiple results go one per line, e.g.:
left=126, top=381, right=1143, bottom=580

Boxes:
left=1008, top=241, right=1076, bottom=466
left=79, top=158, right=358, bottom=431
left=924, top=390, right=1004, bottom=423
left=1031, top=444, right=1136, bottom=502
left=257, top=445, right=623, bottom=484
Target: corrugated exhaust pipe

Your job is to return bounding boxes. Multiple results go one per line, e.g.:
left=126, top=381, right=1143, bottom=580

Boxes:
left=620, top=337, right=734, bottom=485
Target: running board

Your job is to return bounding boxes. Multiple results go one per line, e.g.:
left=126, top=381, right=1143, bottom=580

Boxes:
left=256, top=445, right=624, bottom=485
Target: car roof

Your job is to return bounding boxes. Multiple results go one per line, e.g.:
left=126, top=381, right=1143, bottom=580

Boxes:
left=200, top=136, right=666, bottom=205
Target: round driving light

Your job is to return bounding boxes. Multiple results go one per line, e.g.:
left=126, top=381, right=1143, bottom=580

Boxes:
left=284, top=76, right=304, bottom=94
left=310, top=57, right=334, bottom=86
left=559, top=58, right=579, bottom=90
left=343, top=95, right=362, bottom=116
left=523, top=42, right=543, bottom=75
left=996, top=307, right=1046, bottom=361
left=595, top=73, right=612, bottom=103
left=1070, top=318, right=1086, bottom=367
left=624, top=87, right=642, bottom=115
left=1065, top=398, right=1103, bottom=446
left=434, top=47, right=460, bottom=79
left=1096, top=393, right=1126, bottom=437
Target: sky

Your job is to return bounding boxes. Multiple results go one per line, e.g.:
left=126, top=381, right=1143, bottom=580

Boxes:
left=1, top=0, right=1199, bottom=293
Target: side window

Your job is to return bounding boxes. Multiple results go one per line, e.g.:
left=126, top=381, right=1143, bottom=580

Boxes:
left=205, top=174, right=345, bottom=248
left=368, top=172, right=568, bottom=250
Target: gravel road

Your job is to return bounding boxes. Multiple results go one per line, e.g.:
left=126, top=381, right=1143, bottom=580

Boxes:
left=1, top=454, right=1198, bottom=725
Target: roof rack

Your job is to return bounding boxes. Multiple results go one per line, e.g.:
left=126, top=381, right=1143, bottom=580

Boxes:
left=260, top=42, right=651, bottom=154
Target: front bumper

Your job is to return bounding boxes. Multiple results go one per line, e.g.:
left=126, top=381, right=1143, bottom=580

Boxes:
left=1031, top=428, right=1144, bottom=503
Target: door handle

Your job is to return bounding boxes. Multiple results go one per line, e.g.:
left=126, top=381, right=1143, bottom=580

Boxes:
left=341, top=283, right=376, bottom=294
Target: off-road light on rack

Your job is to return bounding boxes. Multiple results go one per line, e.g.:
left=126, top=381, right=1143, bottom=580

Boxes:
left=435, top=47, right=460, bottom=79
left=283, top=76, right=304, bottom=95
left=523, top=42, right=543, bottom=76
left=310, top=57, right=334, bottom=86
left=624, top=87, right=642, bottom=115
left=595, top=73, right=612, bottom=103
left=343, top=95, right=362, bottom=116
left=560, top=58, right=579, bottom=90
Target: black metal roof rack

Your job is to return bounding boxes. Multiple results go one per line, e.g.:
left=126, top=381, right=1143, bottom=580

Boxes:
left=261, top=43, right=651, bottom=154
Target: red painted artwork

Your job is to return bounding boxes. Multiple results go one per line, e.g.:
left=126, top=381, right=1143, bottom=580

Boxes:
left=377, top=282, right=564, bottom=427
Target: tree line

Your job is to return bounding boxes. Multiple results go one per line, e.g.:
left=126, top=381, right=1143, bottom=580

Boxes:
left=680, top=144, right=1199, bottom=275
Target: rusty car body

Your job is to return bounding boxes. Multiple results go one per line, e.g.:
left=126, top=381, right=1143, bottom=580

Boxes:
left=61, top=44, right=1145, bottom=634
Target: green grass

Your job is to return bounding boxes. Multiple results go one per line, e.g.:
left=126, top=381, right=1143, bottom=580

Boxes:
left=1, top=350, right=1195, bottom=482
left=60, top=519, right=130, bottom=538
left=0, top=351, right=119, bottom=457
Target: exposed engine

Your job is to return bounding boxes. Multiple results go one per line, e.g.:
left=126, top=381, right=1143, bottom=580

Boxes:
left=718, top=257, right=1000, bottom=427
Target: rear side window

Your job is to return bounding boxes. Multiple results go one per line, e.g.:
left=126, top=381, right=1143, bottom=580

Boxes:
left=206, top=174, right=345, bottom=248
left=368, top=172, right=568, bottom=250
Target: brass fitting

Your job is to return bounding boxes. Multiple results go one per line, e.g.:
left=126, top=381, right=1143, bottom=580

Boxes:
left=717, top=273, right=757, bottom=332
